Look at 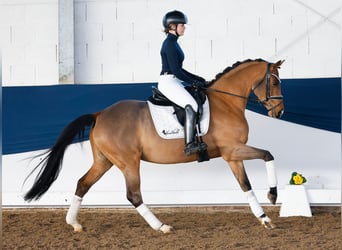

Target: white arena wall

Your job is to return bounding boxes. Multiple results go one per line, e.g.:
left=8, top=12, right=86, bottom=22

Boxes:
left=1, top=0, right=341, bottom=207
left=1, top=0, right=341, bottom=84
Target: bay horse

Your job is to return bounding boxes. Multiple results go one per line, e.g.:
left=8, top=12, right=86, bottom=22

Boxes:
left=24, top=58, right=284, bottom=233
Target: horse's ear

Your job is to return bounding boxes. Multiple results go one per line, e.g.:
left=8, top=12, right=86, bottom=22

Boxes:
left=274, top=60, right=285, bottom=69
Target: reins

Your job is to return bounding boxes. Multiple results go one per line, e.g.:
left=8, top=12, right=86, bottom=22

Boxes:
left=204, top=86, right=260, bottom=103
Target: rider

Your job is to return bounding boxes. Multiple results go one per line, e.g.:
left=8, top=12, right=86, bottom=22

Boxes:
left=158, top=10, right=207, bottom=156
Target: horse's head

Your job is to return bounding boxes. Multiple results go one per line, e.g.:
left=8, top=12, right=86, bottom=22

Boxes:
left=207, top=59, right=285, bottom=118
left=252, top=60, right=285, bottom=118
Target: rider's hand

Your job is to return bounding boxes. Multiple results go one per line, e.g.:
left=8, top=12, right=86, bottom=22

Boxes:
left=192, top=80, right=207, bottom=89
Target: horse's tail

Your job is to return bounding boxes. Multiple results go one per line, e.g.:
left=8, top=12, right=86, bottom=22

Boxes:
left=24, top=114, right=97, bottom=201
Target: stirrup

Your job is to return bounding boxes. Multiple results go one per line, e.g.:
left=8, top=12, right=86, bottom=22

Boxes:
left=198, top=142, right=208, bottom=151
left=184, top=142, right=208, bottom=156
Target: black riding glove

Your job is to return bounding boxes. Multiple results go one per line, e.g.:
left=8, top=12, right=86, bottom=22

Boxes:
left=192, top=80, right=207, bottom=89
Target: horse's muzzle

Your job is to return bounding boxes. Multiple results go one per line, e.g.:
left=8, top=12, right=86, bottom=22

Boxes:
left=266, top=100, right=284, bottom=119
left=276, top=109, right=284, bottom=119
left=268, top=107, right=284, bottom=118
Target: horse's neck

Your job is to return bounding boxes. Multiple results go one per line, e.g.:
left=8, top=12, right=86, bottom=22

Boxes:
left=208, top=62, right=265, bottom=114
left=214, top=64, right=261, bottom=98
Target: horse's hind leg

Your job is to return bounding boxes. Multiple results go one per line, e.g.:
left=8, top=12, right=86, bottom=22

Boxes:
left=66, top=157, right=112, bottom=232
left=122, top=162, right=174, bottom=233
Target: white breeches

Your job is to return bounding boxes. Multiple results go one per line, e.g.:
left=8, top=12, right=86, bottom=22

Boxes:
left=158, top=75, right=198, bottom=111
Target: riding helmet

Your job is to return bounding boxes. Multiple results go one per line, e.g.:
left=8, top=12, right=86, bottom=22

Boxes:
left=162, top=10, right=188, bottom=29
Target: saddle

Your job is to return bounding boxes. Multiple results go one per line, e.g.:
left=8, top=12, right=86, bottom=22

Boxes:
left=148, top=86, right=210, bottom=162
left=148, top=86, right=206, bottom=126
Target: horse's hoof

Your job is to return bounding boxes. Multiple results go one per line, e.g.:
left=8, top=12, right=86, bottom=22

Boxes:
left=259, top=216, right=275, bottom=230
left=159, top=224, right=174, bottom=234
left=262, top=221, right=275, bottom=230
left=267, top=192, right=277, bottom=205
left=267, top=188, right=277, bottom=205
left=70, top=223, right=83, bottom=232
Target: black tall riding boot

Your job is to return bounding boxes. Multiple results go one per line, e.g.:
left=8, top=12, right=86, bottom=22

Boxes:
left=184, top=105, right=207, bottom=156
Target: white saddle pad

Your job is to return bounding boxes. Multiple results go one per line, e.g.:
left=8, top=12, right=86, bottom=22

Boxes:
left=147, top=99, right=210, bottom=139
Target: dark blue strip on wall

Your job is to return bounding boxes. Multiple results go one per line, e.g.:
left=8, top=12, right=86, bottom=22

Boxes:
left=246, top=77, right=341, bottom=133
left=3, top=78, right=341, bottom=154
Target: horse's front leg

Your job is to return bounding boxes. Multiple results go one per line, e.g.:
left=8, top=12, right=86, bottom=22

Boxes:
left=227, top=160, right=275, bottom=229
left=123, top=165, right=174, bottom=234
left=229, top=145, right=278, bottom=205
left=265, top=160, right=277, bottom=205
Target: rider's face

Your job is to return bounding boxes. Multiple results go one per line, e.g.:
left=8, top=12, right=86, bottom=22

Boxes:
left=169, top=23, right=186, bottom=36
left=176, top=24, right=186, bottom=36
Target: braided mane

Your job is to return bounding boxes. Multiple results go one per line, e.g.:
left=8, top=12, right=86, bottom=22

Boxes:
left=209, top=58, right=266, bottom=85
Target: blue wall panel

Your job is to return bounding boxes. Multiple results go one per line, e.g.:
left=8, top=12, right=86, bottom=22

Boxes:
left=3, top=78, right=340, bottom=154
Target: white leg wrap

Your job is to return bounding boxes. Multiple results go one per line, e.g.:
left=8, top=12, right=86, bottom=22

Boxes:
left=136, top=203, right=163, bottom=231
left=265, top=160, right=277, bottom=187
left=66, top=195, right=82, bottom=225
left=246, top=190, right=264, bottom=218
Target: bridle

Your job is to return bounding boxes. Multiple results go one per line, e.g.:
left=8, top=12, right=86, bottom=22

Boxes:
left=251, top=63, right=283, bottom=102
left=204, top=63, right=283, bottom=115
